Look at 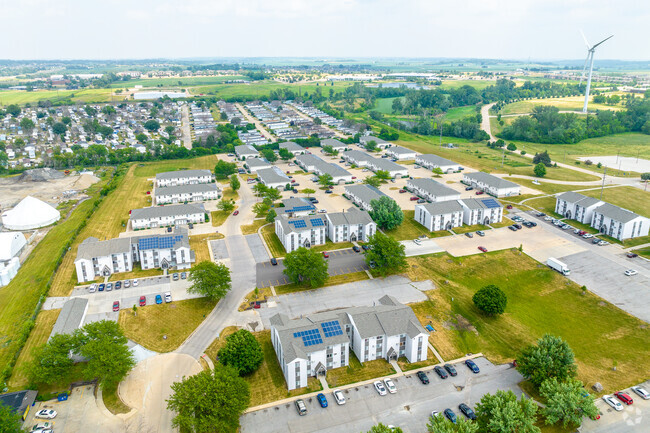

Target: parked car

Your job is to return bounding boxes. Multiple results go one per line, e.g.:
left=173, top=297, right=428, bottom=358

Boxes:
left=325, top=190, right=333, bottom=194
left=35, top=409, right=57, bottom=419
left=316, top=393, right=328, bottom=408
left=627, top=252, right=638, bottom=258
left=508, top=225, right=518, bottom=231
left=465, top=359, right=480, bottom=373
left=602, top=395, right=623, bottom=411
left=413, top=238, right=422, bottom=245
left=115, top=281, right=122, bottom=290
left=631, top=386, right=650, bottom=400
left=410, top=196, right=419, bottom=201
left=368, top=260, right=377, bottom=269
left=476, top=230, right=485, bottom=237
left=598, top=240, right=609, bottom=246
left=322, top=251, right=329, bottom=258
left=444, top=364, right=457, bottom=377
left=139, top=296, right=146, bottom=307
left=132, top=279, right=139, bottom=287
left=475, top=191, right=484, bottom=195
left=417, top=199, right=426, bottom=203
left=29, top=423, right=52, bottom=432
left=270, top=258, right=278, bottom=266
left=434, top=365, right=448, bottom=379
left=399, top=189, right=407, bottom=193
left=583, top=233, right=594, bottom=239
left=112, top=301, right=120, bottom=312
left=478, top=246, right=488, bottom=252
left=353, top=245, right=361, bottom=252
left=430, top=410, right=440, bottom=418
left=592, top=238, right=601, bottom=244
left=295, top=399, right=308, bottom=416
left=106, top=282, right=113, bottom=291
left=233, top=210, right=239, bottom=216
left=459, top=403, right=477, bottom=420
left=465, top=186, right=473, bottom=191
left=444, top=408, right=457, bottom=423
left=374, top=380, right=388, bottom=396
left=384, top=378, right=397, bottom=394
left=624, top=269, right=638, bottom=276
left=89, top=283, right=97, bottom=293
left=362, top=245, right=371, bottom=251
left=181, top=272, right=187, bottom=279
left=465, top=232, right=473, bottom=238
left=124, top=280, right=131, bottom=288
left=173, top=273, right=179, bottom=281
left=318, top=209, right=327, bottom=213
left=164, top=292, right=172, bottom=303
left=507, top=205, right=513, bottom=209
left=417, top=371, right=430, bottom=384
left=155, top=294, right=163, bottom=304
left=614, top=392, right=633, bottom=405
left=333, top=389, right=346, bottom=405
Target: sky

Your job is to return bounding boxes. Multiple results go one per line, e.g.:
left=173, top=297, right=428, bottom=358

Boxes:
left=2, top=0, right=649, bottom=61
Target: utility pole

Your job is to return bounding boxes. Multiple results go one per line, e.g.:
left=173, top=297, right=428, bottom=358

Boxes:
left=599, top=166, right=607, bottom=200
left=501, top=145, right=506, bottom=168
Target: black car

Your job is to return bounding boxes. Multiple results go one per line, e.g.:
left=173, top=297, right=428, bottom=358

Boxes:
left=536, top=212, right=546, bottom=217
left=115, top=281, right=122, bottom=290
left=362, top=245, right=371, bottom=251
left=465, top=186, right=473, bottom=191
left=417, top=371, right=430, bottom=384
left=325, top=190, right=333, bottom=194
left=444, top=408, right=457, bottom=423
left=508, top=225, right=518, bottom=231
left=352, top=245, right=361, bottom=253
left=444, top=364, right=457, bottom=377
left=434, top=366, right=448, bottom=379
left=292, top=189, right=298, bottom=194
left=465, top=232, right=473, bottom=238
left=465, top=359, right=480, bottom=374
left=514, top=224, right=522, bottom=229
left=459, top=403, right=477, bottom=420
left=270, top=258, right=278, bottom=266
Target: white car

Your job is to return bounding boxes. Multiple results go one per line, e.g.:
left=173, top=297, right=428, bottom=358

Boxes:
left=89, top=284, right=97, bottom=293
left=532, top=180, right=541, bottom=185
left=333, top=389, right=346, bottom=405
left=624, top=269, right=638, bottom=276
left=603, top=395, right=623, bottom=411
left=430, top=410, right=440, bottom=418
left=583, top=233, right=594, bottom=239
left=164, top=292, right=172, bottom=303
left=374, top=380, right=387, bottom=396
left=34, top=409, right=57, bottom=419
left=631, top=386, right=650, bottom=400
left=384, top=378, right=397, bottom=394
left=318, top=209, right=327, bottom=213
left=598, top=240, right=609, bottom=246
left=574, top=229, right=581, bottom=234
left=413, top=238, right=422, bottom=245
left=544, top=216, right=553, bottom=221
left=29, top=422, right=52, bottom=432
left=132, top=279, right=139, bottom=287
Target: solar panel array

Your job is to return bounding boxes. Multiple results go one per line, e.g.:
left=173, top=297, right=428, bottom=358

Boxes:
left=288, top=220, right=307, bottom=228
left=290, top=205, right=314, bottom=212
left=321, top=320, right=343, bottom=337
left=310, top=218, right=325, bottom=227
left=482, top=198, right=501, bottom=209
left=293, top=329, right=323, bottom=347
left=138, top=234, right=184, bottom=250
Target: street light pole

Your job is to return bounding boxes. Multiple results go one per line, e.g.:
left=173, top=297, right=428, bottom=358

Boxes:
left=600, top=166, right=607, bottom=200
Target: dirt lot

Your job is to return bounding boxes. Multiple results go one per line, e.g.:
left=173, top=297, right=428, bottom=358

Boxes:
left=0, top=171, right=99, bottom=210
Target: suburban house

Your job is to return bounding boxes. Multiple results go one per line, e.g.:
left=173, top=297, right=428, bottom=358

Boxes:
left=154, top=183, right=220, bottom=205
left=280, top=197, right=316, bottom=217
left=366, top=157, right=409, bottom=178
left=462, top=172, right=520, bottom=197
left=279, top=141, right=306, bottom=156
left=74, top=228, right=194, bottom=282
left=341, top=150, right=374, bottom=167
left=414, top=201, right=465, bottom=231
left=415, top=154, right=461, bottom=173
left=344, top=184, right=390, bottom=211
left=359, top=135, right=392, bottom=150
left=554, top=192, right=604, bottom=224
left=407, top=178, right=460, bottom=202
left=321, top=138, right=349, bottom=153
left=459, top=198, right=504, bottom=225
left=325, top=208, right=377, bottom=243
left=130, top=203, right=206, bottom=230
left=295, top=154, right=353, bottom=183
left=385, top=146, right=417, bottom=161
left=591, top=203, right=649, bottom=240
left=270, top=295, right=428, bottom=390
left=275, top=214, right=328, bottom=253
left=257, top=167, right=291, bottom=189
left=155, top=169, right=214, bottom=187
left=234, top=144, right=260, bottom=160
left=245, top=157, right=273, bottom=173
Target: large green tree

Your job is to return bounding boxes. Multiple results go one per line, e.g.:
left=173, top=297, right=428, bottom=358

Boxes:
left=266, top=208, right=277, bottom=223
left=318, top=173, right=333, bottom=188
left=369, top=196, right=403, bottom=230
left=366, top=424, right=404, bottom=433
left=52, top=122, right=67, bottom=135
left=229, top=174, right=240, bottom=191
left=278, top=147, right=293, bottom=161
left=188, top=261, right=232, bottom=301
left=534, top=163, right=547, bottom=178
left=0, top=402, right=22, bottom=433
left=517, top=334, right=577, bottom=387
left=264, top=187, right=282, bottom=202
left=475, top=390, right=540, bottom=433
left=26, top=333, right=76, bottom=385
left=144, top=119, right=161, bottom=132
left=472, top=285, right=507, bottom=316
left=260, top=148, right=278, bottom=163
left=283, top=247, right=329, bottom=288
left=364, top=176, right=382, bottom=188
left=540, top=378, right=599, bottom=428
left=167, top=365, right=250, bottom=433
left=428, top=414, right=478, bottom=433
left=215, top=160, right=237, bottom=179
left=20, top=117, right=35, bottom=131
left=217, top=330, right=264, bottom=375
left=218, top=198, right=235, bottom=213
left=365, top=232, right=407, bottom=276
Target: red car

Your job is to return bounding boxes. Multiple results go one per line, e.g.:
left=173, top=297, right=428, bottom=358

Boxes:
left=478, top=246, right=488, bottom=252
left=399, top=189, right=406, bottom=193
left=112, top=301, right=120, bottom=312
left=233, top=210, right=239, bottom=216
left=322, top=251, right=329, bottom=258
left=614, top=392, right=633, bottom=405
left=506, top=205, right=513, bottom=209
left=352, top=176, right=357, bottom=179
left=475, top=191, right=484, bottom=195
left=139, top=296, right=146, bottom=307
left=410, top=196, right=419, bottom=201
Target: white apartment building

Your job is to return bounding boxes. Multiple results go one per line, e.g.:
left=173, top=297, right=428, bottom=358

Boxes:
left=325, top=208, right=377, bottom=243
left=154, top=183, right=220, bottom=205
left=415, top=154, right=461, bottom=173
left=414, top=201, right=464, bottom=231
left=407, top=178, right=460, bottom=203
left=279, top=141, right=307, bottom=156
left=344, top=184, right=390, bottom=211
left=366, top=158, right=409, bottom=178
left=321, top=138, right=349, bottom=153
left=458, top=198, right=504, bottom=225
left=385, top=146, right=417, bottom=161
left=234, top=144, right=259, bottom=160
left=257, top=167, right=291, bottom=189
left=275, top=215, right=328, bottom=253
left=155, top=169, right=214, bottom=187
left=359, top=135, right=392, bottom=150
left=462, top=172, right=520, bottom=197
left=591, top=203, right=650, bottom=241
left=130, top=203, right=206, bottom=230
left=295, top=154, right=353, bottom=183
left=245, top=157, right=273, bottom=173
left=554, top=192, right=603, bottom=224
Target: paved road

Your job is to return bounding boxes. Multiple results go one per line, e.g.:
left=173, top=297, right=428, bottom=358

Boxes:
left=235, top=103, right=277, bottom=143
left=257, top=276, right=429, bottom=326
left=256, top=248, right=368, bottom=288
left=241, top=357, right=524, bottom=433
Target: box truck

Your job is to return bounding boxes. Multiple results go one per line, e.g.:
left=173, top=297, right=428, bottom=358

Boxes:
left=547, top=257, right=570, bottom=276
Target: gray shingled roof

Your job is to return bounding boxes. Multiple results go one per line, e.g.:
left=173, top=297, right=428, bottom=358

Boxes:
left=360, top=135, right=387, bottom=144
left=257, top=167, right=290, bottom=185
left=281, top=197, right=315, bottom=214
left=387, top=146, right=416, bottom=155
left=465, top=172, right=519, bottom=189
left=321, top=138, right=347, bottom=148
left=279, top=141, right=305, bottom=152
left=343, top=150, right=373, bottom=164
left=155, top=169, right=212, bottom=180
left=154, top=183, right=219, bottom=197
left=51, top=298, right=88, bottom=337
left=408, top=178, right=459, bottom=198
left=370, top=158, right=406, bottom=173
left=130, top=203, right=206, bottom=220
left=556, top=191, right=602, bottom=208
left=234, top=144, right=258, bottom=155
left=296, top=154, right=351, bottom=178
left=326, top=207, right=374, bottom=226
left=459, top=197, right=503, bottom=210
left=593, top=203, right=641, bottom=223
left=418, top=201, right=464, bottom=215
left=345, top=184, right=388, bottom=204
left=246, top=157, right=272, bottom=169
left=275, top=214, right=327, bottom=234
left=417, top=154, right=458, bottom=167
left=76, top=236, right=131, bottom=260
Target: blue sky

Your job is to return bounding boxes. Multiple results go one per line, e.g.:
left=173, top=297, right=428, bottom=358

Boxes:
left=2, top=0, right=648, bottom=60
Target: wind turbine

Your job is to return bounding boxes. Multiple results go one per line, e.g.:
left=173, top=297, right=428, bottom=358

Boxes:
left=579, top=31, right=613, bottom=113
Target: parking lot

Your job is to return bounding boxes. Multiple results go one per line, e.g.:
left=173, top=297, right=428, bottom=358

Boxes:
left=581, top=380, right=650, bottom=433
left=240, top=357, right=524, bottom=433
left=256, top=248, right=369, bottom=287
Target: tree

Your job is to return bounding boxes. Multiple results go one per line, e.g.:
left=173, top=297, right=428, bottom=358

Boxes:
left=167, top=365, right=250, bottom=433
left=136, top=133, right=148, bottom=143
left=0, top=401, right=22, bottom=433
left=517, top=334, right=577, bottom=387
left=6, top=104, right=20, bottom=117
left=428, top=414, right=478, bottom=433
left=366, top=424, right=404, bottom=433
left=188, top=261, right=232, bottom=301
left=507, top=143, right=517, bottom=151
left=144, top=119, right=160, bottom=132
left=26, top=333, right=75, bottom=385
left=472, top=285, right=507, bottom=316
left=229, top=174, right=240, bottom=191
left=641, top=172, right=650, bottom=181
left=314, top=117, right=322, bottom=125
left=102, top=105, right=116, bottom=116
left=369, top=196, right=403, bottom=230
left=264, top=187, right=282, bottom=202
left=364, top=176, right=382, bottom=188
left=278, top=147, right=293, bottom=161
left=252, top=202, right=270, bottom=216
left=20, top=117, right=35, bottom=131
left=533, top=151, right=552, bottom=167
left=73, top=320, right=135, bottom=389
left=540, top=378, right=599, bottom=428
left=534, top=163, right=547, bottom=178
left=318, top=173, right=333, bottom=188
left=218, top=199, right=235, bottom=213
left=165, top=125, right=175, bottom=135
left=302, top=188, right=316, bottom=197
left=365, top=140, right=378, bottom=152
left=374, top=170, right=391, bottom=180
left=260, top=148, right=278, bottom=163
left=266, top=208, right=277, bottom=223
left=283, top=247, right=329, bottom=288
left=253, top=183, right=269, bottom=197
left=322, top=145, right=338, bottom=156
left=52, top=122, right=67, bottom=135
left=475, top=390, right=540, bottom=433
left=214, top=160, right=237, bottom=179
left=218, top=330, right=264, bottom=375
left=365, top=232, right=407, bottom=277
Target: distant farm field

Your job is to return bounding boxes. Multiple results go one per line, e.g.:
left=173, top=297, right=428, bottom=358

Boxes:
left=0, top=88, right=115, bottom=105
left=499, top=96, right=623, bottom=115
left=110, top=75, right=249, bottom=89
left=190, top=80, right=354, bottom=100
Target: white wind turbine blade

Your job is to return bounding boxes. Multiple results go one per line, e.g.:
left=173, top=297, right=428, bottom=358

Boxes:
left=591, top=34, right=614, bottom=50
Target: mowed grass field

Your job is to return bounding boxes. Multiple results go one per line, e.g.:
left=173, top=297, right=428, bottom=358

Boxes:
left=109, top=75, right=248, bottom=88
left=0, top=88, right=116, bottom=105
left=49, top=155, right=218, bottom=297
left=499, top=96, right=624, bottom=115
left=406, top=250, right=650, bottom=393
left=190, top=80, right=354, bottom=100
left=579, top=185, right=650, bottom=218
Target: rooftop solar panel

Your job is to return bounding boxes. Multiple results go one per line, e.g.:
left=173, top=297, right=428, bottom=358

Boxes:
left=321, top=320, right=343, bottom=337
left=310, top=218, right=324, bottom=227
left=482, top=198, right=500, bottom=209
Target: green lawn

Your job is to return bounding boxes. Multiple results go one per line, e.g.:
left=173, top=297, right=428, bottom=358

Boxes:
left=632, top=246, right=650, bottom=259
left=383, top=210, right=433, bottom=240
left=405, top=250, right=650, bottom=394
left=499, top=96, right=623, bottom=116
left=579, top=186, right=650, bottom=218
left=452, top=224, right=489, bottom=234
left=241, top=220, right=269, bottom=235
left=326, top=353, right=396, bottom=388
left=0, top=88, right=115, bottom=106
left=260, top=224, right=286, bottom=258
left=525, top=196, right=563, bottom=217
left=274, top=271, right=369, bottom=295
left=504, top=177, right=599, bottom=196
left=374, top=97, right=399, bottom=114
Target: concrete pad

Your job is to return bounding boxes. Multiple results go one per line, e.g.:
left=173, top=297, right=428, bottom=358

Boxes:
left=119, top=353, right=203, bottom=433
left=245, top=233, right=270, bottom=263
left=127, top=341, right=158, bottom=363
left=578, top=156, right=650, bottom=173
left=401, top=238, right=445, bottom=257
left=210, top=239, right=229, bottom=260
